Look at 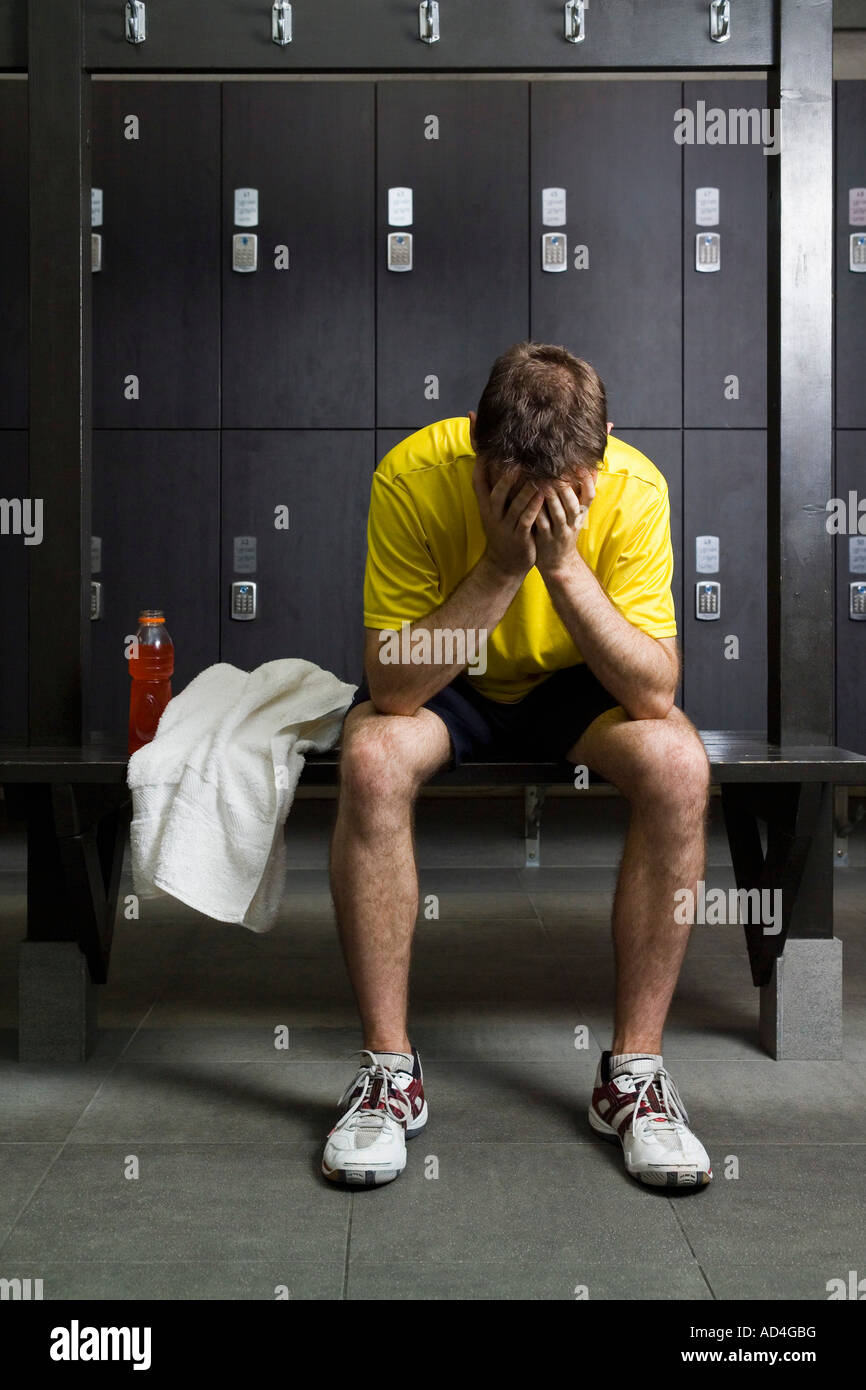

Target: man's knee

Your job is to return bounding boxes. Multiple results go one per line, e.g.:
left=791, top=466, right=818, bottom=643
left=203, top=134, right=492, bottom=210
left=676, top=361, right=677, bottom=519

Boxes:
left=623, top=714, right=710, bottom=809
left=338, top=707, right=428, bottom=806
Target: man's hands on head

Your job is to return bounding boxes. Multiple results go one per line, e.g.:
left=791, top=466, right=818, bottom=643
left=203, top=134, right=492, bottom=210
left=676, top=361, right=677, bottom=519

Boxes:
left=471, top=457, right=545, bottom=581
left=533, top=475, right=595, bottom=582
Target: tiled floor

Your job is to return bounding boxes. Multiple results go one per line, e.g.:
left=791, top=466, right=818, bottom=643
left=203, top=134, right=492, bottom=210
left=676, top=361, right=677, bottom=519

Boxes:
left=1, top=793, right=865, bottom=1301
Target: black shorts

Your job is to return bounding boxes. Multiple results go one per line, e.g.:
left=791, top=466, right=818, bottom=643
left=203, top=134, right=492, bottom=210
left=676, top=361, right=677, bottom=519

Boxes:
left=348, top=663, right=620, bottom=767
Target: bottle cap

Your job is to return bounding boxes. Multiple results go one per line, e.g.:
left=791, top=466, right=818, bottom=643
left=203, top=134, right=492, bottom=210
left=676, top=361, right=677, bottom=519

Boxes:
left=138, top=610, right=165, bottom=624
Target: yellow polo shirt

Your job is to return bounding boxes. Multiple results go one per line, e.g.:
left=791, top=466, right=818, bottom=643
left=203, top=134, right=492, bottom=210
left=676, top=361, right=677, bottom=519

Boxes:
left=363, top=416, right=676, bottom=703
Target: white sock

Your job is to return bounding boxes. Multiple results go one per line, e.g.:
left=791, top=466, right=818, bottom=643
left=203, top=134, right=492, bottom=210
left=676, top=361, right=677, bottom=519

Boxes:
left=370, top=1049, right=414, bottom=1075
left=609, top=1051, right=662, bottom=1080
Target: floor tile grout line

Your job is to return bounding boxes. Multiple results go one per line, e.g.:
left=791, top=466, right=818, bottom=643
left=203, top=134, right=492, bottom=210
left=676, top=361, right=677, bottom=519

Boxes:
left=341, top=1194, right=354, bottom=1301
left=667, top=1195, right=718, bottom=1301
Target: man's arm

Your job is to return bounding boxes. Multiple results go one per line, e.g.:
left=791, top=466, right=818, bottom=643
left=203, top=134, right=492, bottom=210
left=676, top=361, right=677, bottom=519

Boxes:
left=366, top=461, right=544, bottom=717
left=534, top=483, right=679, bottom=722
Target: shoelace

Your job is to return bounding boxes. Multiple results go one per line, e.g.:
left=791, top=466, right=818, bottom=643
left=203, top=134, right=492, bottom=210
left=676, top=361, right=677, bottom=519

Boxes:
left=333, top=1050, right=412, bottom=1133
left=630, top=1067, right=690, bottom=1137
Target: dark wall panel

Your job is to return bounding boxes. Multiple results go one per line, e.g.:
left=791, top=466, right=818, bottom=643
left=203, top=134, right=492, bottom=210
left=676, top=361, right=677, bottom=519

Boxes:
left=223, top=83, right=374, bottom=429
left=683, top=430, right=767, bottom=732
left=836, top=431, right=866, bottom=754
left=836, top=82, right=866, bottom=429
left=0, top=79, right=27, bottom=428
left=220, top=431, right=373, bottom=684
left=91, top=82, right=221, bottom=428
left=683, top=80, right=768, bottom=429
left=0, top=431, right=28, bottom=741
left=89, top=431, right=220, bottom=740
left=377, top=82, right=528, bottom=430
left=531, top=82, right=682, bottom=429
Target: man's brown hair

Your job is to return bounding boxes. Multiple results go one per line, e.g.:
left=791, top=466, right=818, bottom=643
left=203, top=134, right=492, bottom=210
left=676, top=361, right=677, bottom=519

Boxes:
left=474, top=341, right=608, bottom=481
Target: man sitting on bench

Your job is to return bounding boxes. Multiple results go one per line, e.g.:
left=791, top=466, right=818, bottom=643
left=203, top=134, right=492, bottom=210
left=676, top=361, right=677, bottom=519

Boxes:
left=323, top=341, right=712, bottom=1192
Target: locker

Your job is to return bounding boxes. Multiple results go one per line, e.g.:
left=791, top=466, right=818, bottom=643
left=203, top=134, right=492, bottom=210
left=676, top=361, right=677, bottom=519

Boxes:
left=683, top=80, right=768, bottom=428
left=0, top=432, right=28, bottom=741
left=89, top=431, right=220, bottom=740
left=91, top=82, right=221, bottom=429
left=682, top=430, right=767, bottom=732
left=531, top=82, right=682, bottom=429
left=0, top=80, right=27, bottom=428
left=836, top=83, right=866, bottom=429
left=376, top=82, right=528, bottom=429
left=221, top=431, right=374, bottom=683
left=835, top=432, right=866, bottom=755
left=83, top=2, right=774, bottom=74
left=222, top=83, right=374, bottom=429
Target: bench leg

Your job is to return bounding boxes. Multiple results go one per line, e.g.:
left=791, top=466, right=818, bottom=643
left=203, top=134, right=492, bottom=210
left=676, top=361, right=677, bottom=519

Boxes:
left=760, top=938, right=843, bottom=1061
left=524, top=785, right=545, bottom=868
left=722, top=780, right=841, bottom=1060
left=7, top=781, right=129, bottom=1062
left=18, top=941, right=97, bottom=1062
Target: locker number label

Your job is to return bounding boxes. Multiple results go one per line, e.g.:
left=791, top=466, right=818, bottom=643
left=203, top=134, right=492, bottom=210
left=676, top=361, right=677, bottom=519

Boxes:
left=542, top=187, right=567, bottom=228
left=234, top=188, right=259, bottom=228
left=696, top=535, right=720, bottom=574
left=849, top=188, right=866, bottom=227
left=91, top=188, right=103, bottom=228
left=388, top=187, right=413, bottom=227
left=233, top=535, right=258, bottom=573
left=850, top=537, right=866, bottom=574
left=695, top=187, right=720, bottom=227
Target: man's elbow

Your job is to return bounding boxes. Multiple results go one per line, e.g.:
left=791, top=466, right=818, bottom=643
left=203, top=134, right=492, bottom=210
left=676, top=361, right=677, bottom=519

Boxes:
left=628, top=690, right=676, bottom=722
left=366, top=678, right=421, bottom=719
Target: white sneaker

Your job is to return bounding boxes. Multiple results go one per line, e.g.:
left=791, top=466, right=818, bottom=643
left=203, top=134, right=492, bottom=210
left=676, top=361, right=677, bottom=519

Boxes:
left=322, top=1049, right=428, bottom=1188
left=588, top=1052, right=712, bottom=1189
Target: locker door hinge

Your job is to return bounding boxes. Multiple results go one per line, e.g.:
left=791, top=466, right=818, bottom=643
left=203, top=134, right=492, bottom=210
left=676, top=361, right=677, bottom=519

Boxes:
left=272, top=2, right=293, bottom=45
left=419, top=1, right=440, bottom=44
left=564, top=1, right=586, bottom=44
left=709, top=0, right=731, bottom=44
left=124, top=1, right=146, bottom=45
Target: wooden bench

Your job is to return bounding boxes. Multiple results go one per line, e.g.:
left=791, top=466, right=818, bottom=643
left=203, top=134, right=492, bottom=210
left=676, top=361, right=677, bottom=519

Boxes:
left=2, top=732, right=865, bottom=1063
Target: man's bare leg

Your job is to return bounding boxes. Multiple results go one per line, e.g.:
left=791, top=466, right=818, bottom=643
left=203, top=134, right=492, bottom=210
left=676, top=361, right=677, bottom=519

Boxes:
left=568, top=704, right=710, bottom=1053
left=330, top=701, right=452, bottom=1054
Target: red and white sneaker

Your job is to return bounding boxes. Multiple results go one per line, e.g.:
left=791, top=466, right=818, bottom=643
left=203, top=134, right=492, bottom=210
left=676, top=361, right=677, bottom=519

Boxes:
left=588, top=1052, right=712, bottom=1190
left=322, top=1048, right=428, bottom=1187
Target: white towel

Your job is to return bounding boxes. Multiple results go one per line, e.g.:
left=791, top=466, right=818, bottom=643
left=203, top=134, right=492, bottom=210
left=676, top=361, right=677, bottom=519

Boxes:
left=127, top=659, right=356, bottom=932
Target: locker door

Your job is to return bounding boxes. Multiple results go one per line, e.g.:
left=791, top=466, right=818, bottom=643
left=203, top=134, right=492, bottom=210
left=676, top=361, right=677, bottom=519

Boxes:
left=91, top=82, right=221, bottom=428
left=222, top=83, right=374, bottom=429
left=836, top=83, right=866, bottom=429
left=89, top=431, right=220, bottom=740
left=0, top=80, right=27, bottom=428
left=683, top=80, right=768, bottom=428
left=0, top=432, right=28, bottom=741
left=221, top=431, right=374, bottom=683
left=836, top=432, right=866, bottom=755
left=377, top=82, right=528, bottom=429
left=616, top=430, right=683, bottom=704
left=683, top=431, right=767, bottom=732
left=531, top=82, right=682, bottom=429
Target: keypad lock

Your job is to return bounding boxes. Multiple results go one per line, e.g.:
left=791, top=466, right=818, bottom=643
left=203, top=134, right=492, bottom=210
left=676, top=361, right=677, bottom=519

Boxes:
left=850, top=582, right=866, bottom=620
left=387, top=233, right=413, bottom=272
left=850, top=233, right=866, bottom=273
left=232, top=233, right=258, bottom=272
left=696, top=581, right=721, bottom=620
left=695, top=232, right=721, bottom=272
left=231, top=581, right=257, bottom=620
left=541, top=233, right=568, bottom=272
